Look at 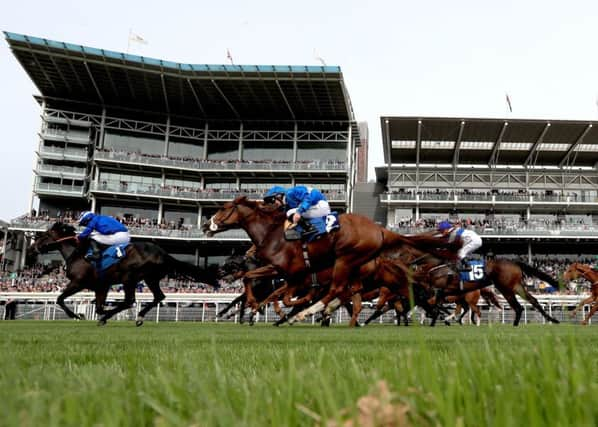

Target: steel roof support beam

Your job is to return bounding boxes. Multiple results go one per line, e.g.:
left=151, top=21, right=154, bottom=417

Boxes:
left=558, top=123, right=592, bottom=168
left=524, top=122, right=551, bottom=166
left=48, top=56, right=73, bottom=94
left=186, top=78, right=206, bottom=117
left=384, top=119, right=392, bottom=188
left=452, top=120, right=465, bottom=183
left=83, top=61, right=104, bottom=104
left=211, top=79, right=240, bottom=119
left=160, top=74, right=170, bottom=114
left=275, top=80, right=296, bottom=120
left=488, top=122, right=508, bottom=167
left=416, top=120, right=422, bottom=190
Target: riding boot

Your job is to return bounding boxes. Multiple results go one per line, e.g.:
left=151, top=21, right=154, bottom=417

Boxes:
left=298, top=218, right=318, bottom=237
left=458, top=258, right=471, bottom=271
left=85, top=240, right=102, bottom=262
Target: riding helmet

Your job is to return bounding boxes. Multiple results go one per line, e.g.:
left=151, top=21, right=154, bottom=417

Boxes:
left=78, top=211, right=95, bottom=226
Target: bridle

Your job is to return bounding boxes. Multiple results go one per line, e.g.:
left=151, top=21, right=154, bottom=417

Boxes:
left=209, top=201, right=238, bottom=231
left=35, top=233, right=77, bottom=252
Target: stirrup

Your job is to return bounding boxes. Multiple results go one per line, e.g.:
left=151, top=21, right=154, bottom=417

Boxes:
left=284, top=229, right=301, bottom=240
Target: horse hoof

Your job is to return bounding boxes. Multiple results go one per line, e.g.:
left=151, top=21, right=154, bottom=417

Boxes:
left=136, top=319, right=144, bottom=327
left=97, top=319, right=107, bottom=326
left=76, top=314, right=85, bottom=321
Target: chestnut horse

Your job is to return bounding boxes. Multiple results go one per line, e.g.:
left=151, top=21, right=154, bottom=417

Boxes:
left=203, top=196, right=454, bottom=321
left=30, top=222, right=218, bottom=326
left=564, top=263, right=598, bottom=325
left=444, top=288, right=502, bottom=326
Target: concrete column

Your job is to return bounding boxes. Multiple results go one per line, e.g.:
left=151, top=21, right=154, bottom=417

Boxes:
left=197, top=205, right=203, bottom=227
left=1, top=229, right=8, bottom=271
left=292, top=123, right=298, bottom=162
left=238, top=123, right=243, bottom=161
left=528, top=241, right=532, bottom=264
left=158, top=200, right=164, bottom=225
left=164, top=116, right=170, bottom=156
left=203, top=123, right=209, bottom=160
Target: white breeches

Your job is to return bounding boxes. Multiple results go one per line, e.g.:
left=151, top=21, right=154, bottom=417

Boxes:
left=90, top=231, right=131, bottom=246
left=287, top=200, right=331, bottom=219
left=458, top=235, right=482, bottom=260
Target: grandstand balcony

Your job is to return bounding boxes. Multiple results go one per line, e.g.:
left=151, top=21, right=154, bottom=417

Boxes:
left=391, top=223, right=598, bottom=239
left=35, top=164, right=87, bottom=179
left=90, top=180, right=347, bottom=204
left=8, top=216, right=249, bottom=241
left=40, top=128, right=91, bottom=145
left=93, top=149, right=347, bottom=175
left=33, top=182, right=85, bottom=197
left=37, top=146, right=88, bottom=161
left=381, top=192, right=598, bottom=207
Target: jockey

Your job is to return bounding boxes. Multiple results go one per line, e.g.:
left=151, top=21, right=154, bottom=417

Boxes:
left=284, top=185, right=330, bottom=238
left=438, top=220, right=482, bottom=271
left=77, top=211, right=131, bottom=261
left=263, top=185, right=286, bottom=206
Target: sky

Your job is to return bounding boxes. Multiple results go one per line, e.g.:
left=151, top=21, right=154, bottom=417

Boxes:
left=2, top=0, right=598, bottom=221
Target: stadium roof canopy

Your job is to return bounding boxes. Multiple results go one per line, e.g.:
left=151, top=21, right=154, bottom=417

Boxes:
left=381, top=116, right=598, bottom=168
left=5, top=32, right=357, bottom=125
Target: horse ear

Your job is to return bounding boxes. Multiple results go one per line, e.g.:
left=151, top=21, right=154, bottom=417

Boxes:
left=233, top=195, right=248, bottom=204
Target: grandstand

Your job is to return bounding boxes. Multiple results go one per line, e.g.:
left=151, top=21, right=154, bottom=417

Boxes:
left=2, top=32, right=363, bottom=271
left=377, top=116, right=598, bottom=260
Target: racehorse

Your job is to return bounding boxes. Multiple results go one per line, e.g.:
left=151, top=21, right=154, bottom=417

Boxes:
left=203, top=196, right=455, bottom=321
left=393, top=245, right=561, bottom=326
left=443, top=288, right=502, bottom=326
left=29, top=222, right=218, bottom=326
left=563, top=263, right=598, bottom=325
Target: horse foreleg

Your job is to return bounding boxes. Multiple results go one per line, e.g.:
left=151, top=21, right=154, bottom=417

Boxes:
left=98, top=284, right=136, bottom=326
left=570, top=296, right=595, bottom=318
left=218, top=294, right=245, bottom=318
left=349, top=293, right=362, bottom=327
left=135, top=280, right=165, bottom=327
left=581, top=303, right=598, bottom=325
left=56, top=282, right=86, bottom=320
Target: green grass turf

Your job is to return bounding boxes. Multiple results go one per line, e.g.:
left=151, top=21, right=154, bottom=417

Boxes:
left=1, top=321, right=597, bottom=427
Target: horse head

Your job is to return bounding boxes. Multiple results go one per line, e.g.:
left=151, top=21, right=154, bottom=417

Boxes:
left=563, top=262, right=593, bottom=284
left=203, top=195, right=285, bottom=237
left=31, top=222, right=78, bottom=254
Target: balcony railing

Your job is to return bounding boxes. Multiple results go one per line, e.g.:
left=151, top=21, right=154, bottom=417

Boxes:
left=38, top=146, right=88, bottom=160
left=91, top=181, right=347, bottom=203
left=34, top=183, right=85, bottom=197
left=41, top=128, right=91, bottom=144
left=391, top=224, right=598, bottom=237
left=9, top=217, right=250, bottom=240
left=36, top=164, right=87, bottom=177
left=382, top=192, right=598, bottom=204
left=94, top=150, right=347, bottom=173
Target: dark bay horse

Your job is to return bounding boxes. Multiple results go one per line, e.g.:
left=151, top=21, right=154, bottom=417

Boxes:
left=203, top=196, right=453, bottom=321
left=410, top=250, right=561, bottom=326
left=30, top=222, right=218, bottom=326
left=564, top=263, right=598, bottom=325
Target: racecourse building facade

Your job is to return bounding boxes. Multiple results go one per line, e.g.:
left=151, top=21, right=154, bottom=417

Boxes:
left=3, top=32, right=361, bottom=270
left=377, top=116, right=598, bottom=260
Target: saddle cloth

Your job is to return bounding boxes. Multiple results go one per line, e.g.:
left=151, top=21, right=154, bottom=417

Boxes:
left=459, top=259, right=485, bottom=282
left=293, top=212, right=340, bottom=242
left=88, top=244, right=128, bottom=273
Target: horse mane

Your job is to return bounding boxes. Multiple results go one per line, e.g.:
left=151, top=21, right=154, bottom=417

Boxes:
left=236, top=195, right=287, bottom=221
left=50, top=221, right=77, bottom=236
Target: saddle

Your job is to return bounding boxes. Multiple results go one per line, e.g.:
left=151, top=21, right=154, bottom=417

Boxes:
left=87, top=244, right=128, bottom=273
left=284, top=213, right=340, bottom=242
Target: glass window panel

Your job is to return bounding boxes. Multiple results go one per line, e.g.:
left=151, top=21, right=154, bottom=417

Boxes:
left=104, top=131, right=164, bottom=155
left=243, top=141, right=292, bottom=161
left=207, top=141, right=238, bottom=160
left=296, top=142, right=346, bottom=162
left=168, top=138, right=203, bottom=158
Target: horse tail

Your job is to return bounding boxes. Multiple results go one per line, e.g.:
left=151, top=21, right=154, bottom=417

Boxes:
left=165, top=254, right=219, bottom=287
left=381, top=229, right=460, bottom=262
left=514, top=261, right=560, bottom=290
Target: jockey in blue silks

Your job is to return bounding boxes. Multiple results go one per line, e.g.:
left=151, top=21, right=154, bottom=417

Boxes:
left=438, top=220, right=482, bottom=271
left=263, top=185, right=331, bottom=239
left=77, top=211, right=130, bottom=261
